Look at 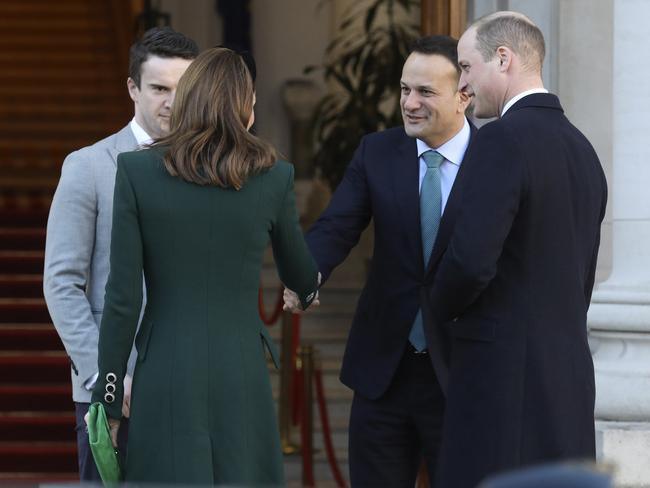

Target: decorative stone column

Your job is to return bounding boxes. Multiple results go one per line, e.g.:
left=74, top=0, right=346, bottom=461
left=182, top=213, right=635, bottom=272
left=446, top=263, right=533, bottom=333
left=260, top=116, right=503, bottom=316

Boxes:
left=281, top=79, right=322, bottom=222
left=587, top=1, right=650, bottom=486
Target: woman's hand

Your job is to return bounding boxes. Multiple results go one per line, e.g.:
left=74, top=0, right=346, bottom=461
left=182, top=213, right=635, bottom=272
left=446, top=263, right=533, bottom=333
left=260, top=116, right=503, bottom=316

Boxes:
left=84, top=411, right=121, bottom=448
left=108, top=418, right=121, bottom=448
left=122, top=374, right=133, bottom=418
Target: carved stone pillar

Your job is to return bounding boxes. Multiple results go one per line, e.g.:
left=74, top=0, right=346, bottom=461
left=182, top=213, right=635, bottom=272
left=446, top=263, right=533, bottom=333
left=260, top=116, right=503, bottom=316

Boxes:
left=588, top=1, right=650, bottom=486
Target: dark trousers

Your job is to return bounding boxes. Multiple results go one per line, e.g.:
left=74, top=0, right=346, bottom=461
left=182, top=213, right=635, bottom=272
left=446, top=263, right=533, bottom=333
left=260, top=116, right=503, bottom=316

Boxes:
left=74, top=402, right=129, bottom=481
left=349, top=346, right=445, bottom=488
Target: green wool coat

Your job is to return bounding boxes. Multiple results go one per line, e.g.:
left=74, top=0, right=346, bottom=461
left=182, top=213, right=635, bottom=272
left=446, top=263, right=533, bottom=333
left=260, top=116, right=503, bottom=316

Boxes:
left=91, top=148, right=318, bottom=485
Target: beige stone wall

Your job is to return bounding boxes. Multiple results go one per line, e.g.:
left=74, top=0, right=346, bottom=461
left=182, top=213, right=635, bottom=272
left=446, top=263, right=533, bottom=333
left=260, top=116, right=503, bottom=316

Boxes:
left=160, top=0, right=222, bottom=49
left=558, top=0, right=614, bottom=283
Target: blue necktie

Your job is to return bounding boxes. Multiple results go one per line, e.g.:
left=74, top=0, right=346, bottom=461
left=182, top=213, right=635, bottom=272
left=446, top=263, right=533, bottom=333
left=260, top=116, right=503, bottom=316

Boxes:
left=408, top=150, right=443, bottom=351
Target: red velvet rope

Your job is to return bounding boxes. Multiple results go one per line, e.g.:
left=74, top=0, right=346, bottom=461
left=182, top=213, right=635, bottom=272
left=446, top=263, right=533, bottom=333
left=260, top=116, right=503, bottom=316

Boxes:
left=315, top=367, right=348, bottom=488
left=258, top=286, right=284, bottom=326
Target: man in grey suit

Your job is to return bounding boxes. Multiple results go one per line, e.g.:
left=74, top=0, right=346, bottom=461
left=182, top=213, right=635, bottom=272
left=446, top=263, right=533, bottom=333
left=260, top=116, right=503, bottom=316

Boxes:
left=43, top=27, right=198, bottom=481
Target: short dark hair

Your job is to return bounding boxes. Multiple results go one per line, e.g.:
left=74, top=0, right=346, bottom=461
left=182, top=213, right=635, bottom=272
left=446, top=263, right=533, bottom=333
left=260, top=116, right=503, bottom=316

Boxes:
left=129, top=27, right=199, bottom=87
left=409, top=35, right=460, bottom=78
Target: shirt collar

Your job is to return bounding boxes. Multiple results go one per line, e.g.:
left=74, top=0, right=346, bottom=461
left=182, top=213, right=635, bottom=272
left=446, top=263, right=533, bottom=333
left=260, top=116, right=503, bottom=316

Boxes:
left=416, top=117, right=470, bottom=167
left=501, top=88, right=549, bottom=117
left=129, top=118, right=154, bottom=147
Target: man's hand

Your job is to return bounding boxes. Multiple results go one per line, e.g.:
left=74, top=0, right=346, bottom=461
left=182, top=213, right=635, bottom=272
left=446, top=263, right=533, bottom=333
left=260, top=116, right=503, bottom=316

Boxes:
left=122, top=374, right=132, bottom=418
left=283, top=273, right=322, bottom=313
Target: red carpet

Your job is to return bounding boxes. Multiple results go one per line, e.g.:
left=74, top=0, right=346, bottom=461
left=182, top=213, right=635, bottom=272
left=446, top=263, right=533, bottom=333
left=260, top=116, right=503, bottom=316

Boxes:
left=0, top=208, right=78, bottom=480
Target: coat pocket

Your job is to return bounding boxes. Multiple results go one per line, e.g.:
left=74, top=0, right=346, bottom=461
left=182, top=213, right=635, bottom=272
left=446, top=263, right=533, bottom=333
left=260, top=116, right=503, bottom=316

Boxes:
left=260, top=327, right=280, bottom=369
left=447, top=316, right=497, bottom=342
left=134, top=319, right=153, bottom=362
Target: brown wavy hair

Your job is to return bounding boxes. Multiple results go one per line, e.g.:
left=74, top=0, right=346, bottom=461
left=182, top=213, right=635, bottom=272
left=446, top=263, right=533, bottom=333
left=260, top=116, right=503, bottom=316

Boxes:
left=154, top=47, right=277, bottom=189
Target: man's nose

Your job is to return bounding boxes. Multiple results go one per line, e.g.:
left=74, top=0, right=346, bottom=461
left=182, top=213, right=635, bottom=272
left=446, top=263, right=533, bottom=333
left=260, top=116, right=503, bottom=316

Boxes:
left=165, top=91, right=175, bottom=108
left=458, top=75, right=468, bottom=92
left=403, top=92, right=420, bottom=111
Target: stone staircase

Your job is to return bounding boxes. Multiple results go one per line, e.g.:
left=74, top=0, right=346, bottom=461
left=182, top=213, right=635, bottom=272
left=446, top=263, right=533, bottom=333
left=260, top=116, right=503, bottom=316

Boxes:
left=0, top=207, right=78, bottom=482
left=0, top=0, right=133, bottom=481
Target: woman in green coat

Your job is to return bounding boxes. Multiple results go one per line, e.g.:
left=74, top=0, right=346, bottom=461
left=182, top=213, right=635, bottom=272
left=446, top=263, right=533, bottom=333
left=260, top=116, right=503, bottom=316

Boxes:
left=90, top=47, right=319, bottom=484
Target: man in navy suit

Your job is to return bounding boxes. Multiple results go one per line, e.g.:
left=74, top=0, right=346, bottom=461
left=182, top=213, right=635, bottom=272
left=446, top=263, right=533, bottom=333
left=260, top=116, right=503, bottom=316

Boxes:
left=426, top=12, right=607, bottom=488
left=285, top=36, right=473, bottom=486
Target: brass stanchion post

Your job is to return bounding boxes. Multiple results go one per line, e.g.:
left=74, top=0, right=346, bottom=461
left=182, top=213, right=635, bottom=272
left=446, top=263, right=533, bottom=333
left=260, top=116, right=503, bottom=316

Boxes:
left=300, top=345, right=315, bottom=486
left=279, top=311, right=298, bottom=454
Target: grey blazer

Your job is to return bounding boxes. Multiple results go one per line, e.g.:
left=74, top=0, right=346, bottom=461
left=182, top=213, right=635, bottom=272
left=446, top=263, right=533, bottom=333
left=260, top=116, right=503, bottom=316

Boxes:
left=44, top=125, right=139, bottom=402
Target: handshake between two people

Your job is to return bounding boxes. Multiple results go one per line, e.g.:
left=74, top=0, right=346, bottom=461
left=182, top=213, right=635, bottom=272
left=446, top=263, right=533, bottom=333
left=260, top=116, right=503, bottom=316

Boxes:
left=282, top=272, right=322, bottom=314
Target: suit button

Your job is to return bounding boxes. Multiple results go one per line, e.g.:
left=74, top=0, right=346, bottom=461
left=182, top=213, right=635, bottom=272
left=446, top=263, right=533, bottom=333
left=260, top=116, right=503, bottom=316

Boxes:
left=106, top=372, right=117, bottom=383
left=106, top=383, right=116, bottom=394
left=104, top=392, right=115, bottom=403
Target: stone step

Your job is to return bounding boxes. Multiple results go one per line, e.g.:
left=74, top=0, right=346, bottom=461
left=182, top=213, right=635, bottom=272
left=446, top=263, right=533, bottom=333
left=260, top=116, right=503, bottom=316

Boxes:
left=0, top=441, right=77, bottom=473
left=0, top=384, right=72, bottom=412
left=0, top=412, right=76, bottom=442
left=0, top=251, right=45, bottom=275
left=0, top=472, right=78, bottom=483
left=0, top=323, right=63, bottom=351
left=0, top=297, right=50, bottom=322
left=0, top=209, right=48, bottom=228
left=0, top=228, right=45, bottom=251
left=284, top=447, right=350, bottom=486
left=0, top=353, right=69, bottom=384
left=0, top=274, right=44, bottom=297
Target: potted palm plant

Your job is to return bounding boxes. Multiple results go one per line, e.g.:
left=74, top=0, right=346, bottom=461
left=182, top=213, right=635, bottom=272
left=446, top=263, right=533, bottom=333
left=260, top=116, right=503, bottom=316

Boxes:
left=307, top=0, right=420, bottom=190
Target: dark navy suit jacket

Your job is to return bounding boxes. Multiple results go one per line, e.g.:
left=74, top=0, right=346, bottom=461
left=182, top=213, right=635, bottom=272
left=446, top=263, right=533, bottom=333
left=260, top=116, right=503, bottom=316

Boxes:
left=427, top=94, right=607, bottom=488
left=306, top=123, right=476, bottom=400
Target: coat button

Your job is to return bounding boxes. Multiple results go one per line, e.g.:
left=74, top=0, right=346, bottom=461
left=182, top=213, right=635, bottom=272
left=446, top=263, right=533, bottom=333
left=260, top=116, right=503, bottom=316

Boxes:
left=106, top=372, right=117, bottom=383
left=104, top=392, right=115, bottom=403
left=106, top=383, right=116, bottom=394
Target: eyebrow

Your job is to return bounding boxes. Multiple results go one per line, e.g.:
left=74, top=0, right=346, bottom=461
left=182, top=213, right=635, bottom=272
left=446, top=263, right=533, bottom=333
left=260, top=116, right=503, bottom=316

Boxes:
left=400, top=81, right=434, bottom=89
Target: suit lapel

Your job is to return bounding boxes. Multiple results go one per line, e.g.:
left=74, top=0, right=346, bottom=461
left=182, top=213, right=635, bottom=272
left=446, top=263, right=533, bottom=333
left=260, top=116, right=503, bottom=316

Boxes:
left=392, top=132, right=423, bottom=268
left=425, top=123, right=478, bottom=276
left=108, top=125, right=138, bottom=167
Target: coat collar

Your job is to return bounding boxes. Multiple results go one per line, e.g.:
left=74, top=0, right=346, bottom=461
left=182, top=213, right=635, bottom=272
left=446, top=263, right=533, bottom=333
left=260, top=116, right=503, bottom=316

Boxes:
left=503, top=92, right=564, bottom=116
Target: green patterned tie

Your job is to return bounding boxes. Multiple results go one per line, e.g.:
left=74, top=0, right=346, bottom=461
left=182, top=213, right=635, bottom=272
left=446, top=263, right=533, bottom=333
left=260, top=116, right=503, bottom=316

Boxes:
left=409, top=150, right=443, bottom=351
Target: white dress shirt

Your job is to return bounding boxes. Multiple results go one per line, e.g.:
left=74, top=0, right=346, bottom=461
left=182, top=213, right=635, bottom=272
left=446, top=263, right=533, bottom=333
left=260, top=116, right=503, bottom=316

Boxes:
left=416, top=117, right=471, bottom=214
left=501, top=88, right=549, bottom=117
left=129, top=118, right=154, bottom=147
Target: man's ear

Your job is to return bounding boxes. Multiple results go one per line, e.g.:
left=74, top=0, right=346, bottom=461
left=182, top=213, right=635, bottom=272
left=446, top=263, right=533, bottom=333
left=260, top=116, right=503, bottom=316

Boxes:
left=458, top=89, right=472, bottom=113
left=496, top=46, right=512, bottom=71
left=127, top=77, right=139, bottom=103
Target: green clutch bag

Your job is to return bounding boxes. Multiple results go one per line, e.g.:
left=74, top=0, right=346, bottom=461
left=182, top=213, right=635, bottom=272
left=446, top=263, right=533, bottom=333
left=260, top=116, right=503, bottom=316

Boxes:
left=87, top=402, right=123, bottom=484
